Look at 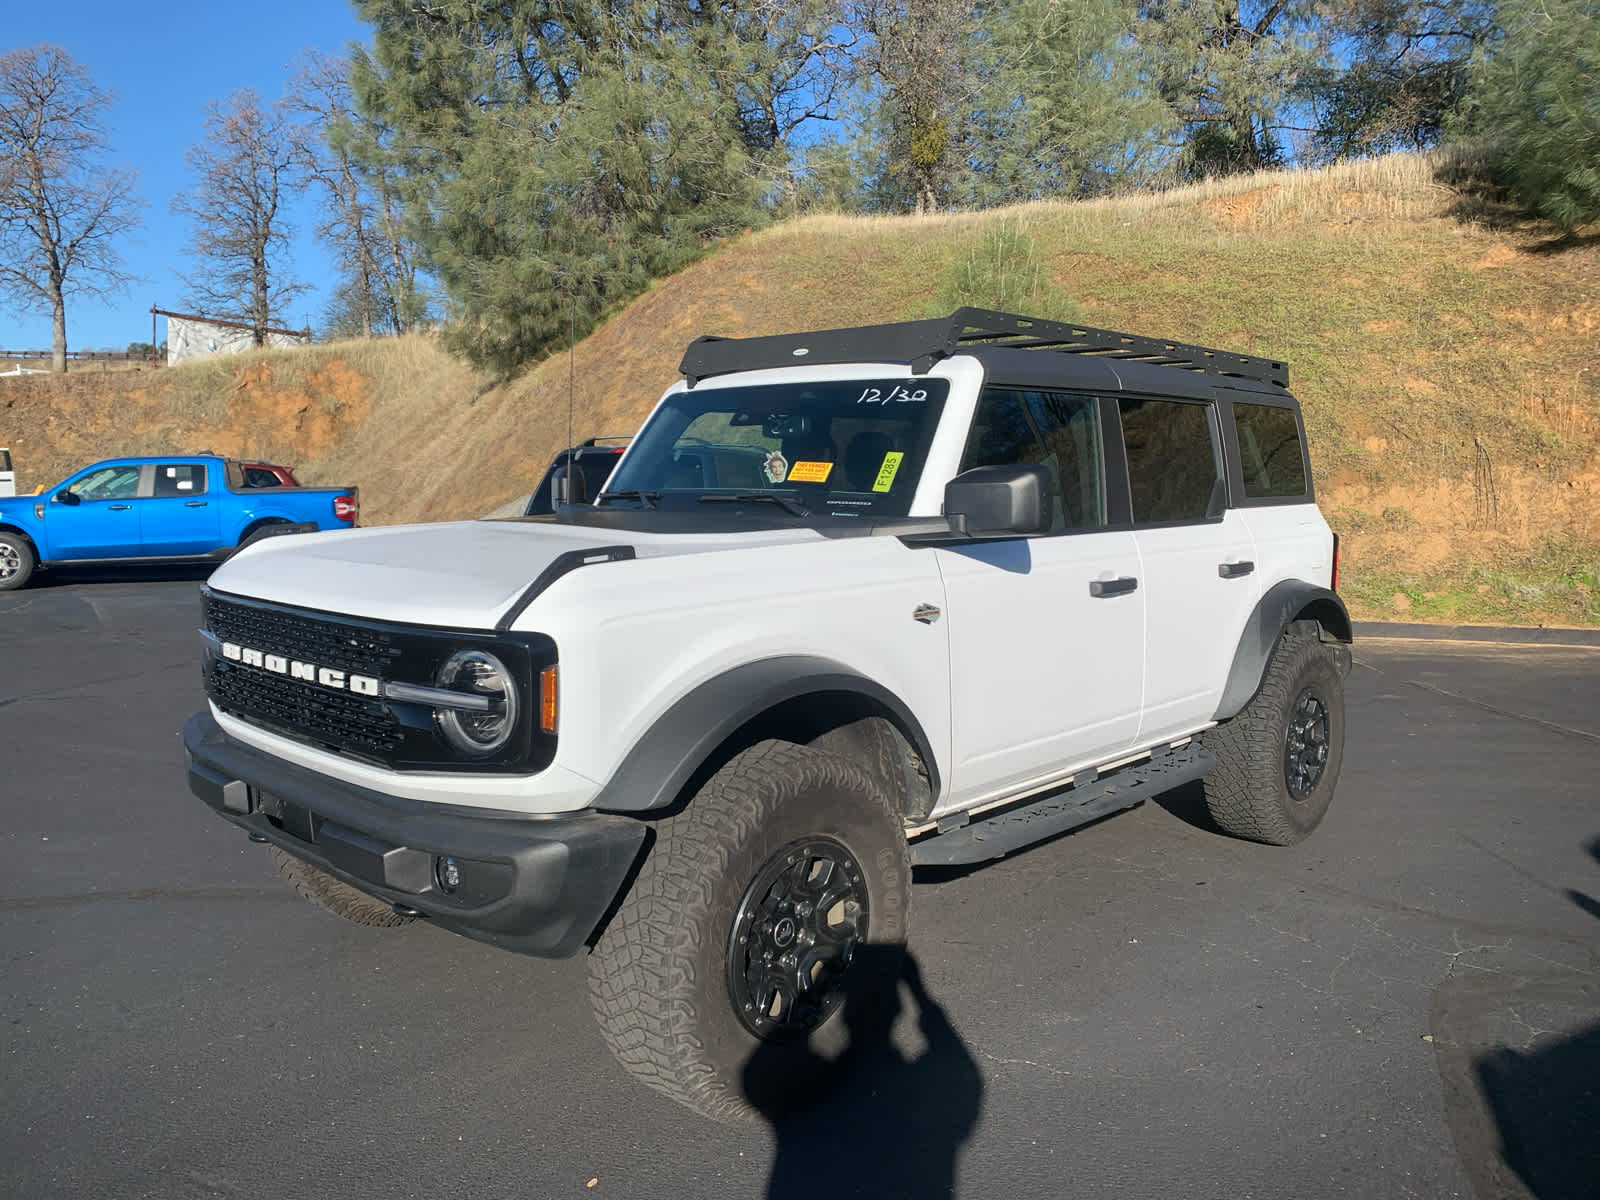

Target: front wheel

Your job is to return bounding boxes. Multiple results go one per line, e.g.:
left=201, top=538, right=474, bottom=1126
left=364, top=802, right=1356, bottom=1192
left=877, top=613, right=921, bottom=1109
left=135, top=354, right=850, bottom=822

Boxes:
left=587, top=740, right=910, bottom=1123
left=1201, top=622, right=1346, bottom=845
left=0, top=532, right=36, bottom=591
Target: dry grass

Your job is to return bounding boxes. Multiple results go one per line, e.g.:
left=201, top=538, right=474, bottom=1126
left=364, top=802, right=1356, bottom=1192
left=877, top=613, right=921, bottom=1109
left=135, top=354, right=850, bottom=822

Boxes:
left=4, top=148, right=1596, bottom=624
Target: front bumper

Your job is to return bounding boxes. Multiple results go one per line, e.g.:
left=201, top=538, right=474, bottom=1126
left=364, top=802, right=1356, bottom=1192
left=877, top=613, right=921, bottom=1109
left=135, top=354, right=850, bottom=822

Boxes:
left=184, top=710, right=647, bottom=957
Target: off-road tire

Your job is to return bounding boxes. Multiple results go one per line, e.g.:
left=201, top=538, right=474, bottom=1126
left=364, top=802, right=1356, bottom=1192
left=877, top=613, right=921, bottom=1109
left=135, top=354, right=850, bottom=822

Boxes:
left=587, top=739, right=910, bottom=1124
left=0, top=532, right=36, bottom=592
left=266, top=845, right=418, bottom=928
left=1201, top=621, right=1345, bottom=845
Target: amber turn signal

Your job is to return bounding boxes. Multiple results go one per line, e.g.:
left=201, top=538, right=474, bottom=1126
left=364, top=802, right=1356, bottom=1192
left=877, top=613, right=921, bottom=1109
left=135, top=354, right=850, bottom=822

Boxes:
left=540, top=665, right=559, bottom=733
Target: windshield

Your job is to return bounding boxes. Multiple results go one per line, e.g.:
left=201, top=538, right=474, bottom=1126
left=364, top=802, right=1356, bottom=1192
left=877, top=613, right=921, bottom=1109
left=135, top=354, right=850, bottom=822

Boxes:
left=602, top=378, right=950, bottom=518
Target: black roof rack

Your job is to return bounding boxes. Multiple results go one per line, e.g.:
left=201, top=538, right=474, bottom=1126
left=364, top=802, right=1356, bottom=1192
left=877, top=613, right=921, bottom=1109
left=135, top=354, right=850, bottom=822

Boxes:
left=680, top=307, right=1288, bottom=388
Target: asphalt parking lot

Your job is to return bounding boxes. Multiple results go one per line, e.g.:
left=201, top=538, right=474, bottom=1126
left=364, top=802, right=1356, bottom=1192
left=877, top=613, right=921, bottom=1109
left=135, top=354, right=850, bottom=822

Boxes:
left=2, top=577, right=1596, bottom=1200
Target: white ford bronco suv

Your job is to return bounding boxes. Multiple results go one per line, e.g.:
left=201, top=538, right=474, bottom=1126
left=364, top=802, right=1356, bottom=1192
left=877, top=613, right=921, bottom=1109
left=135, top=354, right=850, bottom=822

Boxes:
left=185, top=309, right=1351, bottom=1121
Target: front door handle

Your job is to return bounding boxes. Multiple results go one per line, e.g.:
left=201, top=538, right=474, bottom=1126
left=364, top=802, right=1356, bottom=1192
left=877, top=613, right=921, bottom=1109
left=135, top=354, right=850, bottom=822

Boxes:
left=1218, top=560, right=1255, bottom=579
left=108, top=504, right=132, bottom=511
left=1089, top=576, right=1139, bottom=598
left=184, top=500, right=208, bottom=507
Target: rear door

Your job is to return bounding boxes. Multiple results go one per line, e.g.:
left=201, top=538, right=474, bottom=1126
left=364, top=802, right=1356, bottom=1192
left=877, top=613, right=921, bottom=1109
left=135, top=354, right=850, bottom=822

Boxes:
left=936, top=386, right=1145, bottom=812
left=1117, top=396, right=1260, bottom=745
left=139, top=462, right=220, bottom=555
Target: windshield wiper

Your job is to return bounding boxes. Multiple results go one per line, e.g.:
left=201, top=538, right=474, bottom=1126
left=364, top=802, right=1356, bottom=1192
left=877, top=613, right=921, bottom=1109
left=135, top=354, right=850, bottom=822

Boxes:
left=698, top=492, right=810, bottom=517
left=596, top=490, right=662, bottom=509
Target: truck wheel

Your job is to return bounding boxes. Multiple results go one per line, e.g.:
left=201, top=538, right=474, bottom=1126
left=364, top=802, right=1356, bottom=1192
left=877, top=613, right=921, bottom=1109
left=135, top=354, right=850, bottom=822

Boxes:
left=0, top=532, right=35, bottom=591
left=1201, top=622, right=1345, bottom=845
left=588, top=739, right=910, bottom=1124
left=266, top=845, right=418, bottom=928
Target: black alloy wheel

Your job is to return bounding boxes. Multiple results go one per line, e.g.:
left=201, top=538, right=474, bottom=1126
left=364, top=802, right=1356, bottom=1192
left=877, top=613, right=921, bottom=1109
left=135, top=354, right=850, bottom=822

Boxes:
left=1283, top=688, right=1331, bottom=799
left=726, top=836, right=869, bottom=1040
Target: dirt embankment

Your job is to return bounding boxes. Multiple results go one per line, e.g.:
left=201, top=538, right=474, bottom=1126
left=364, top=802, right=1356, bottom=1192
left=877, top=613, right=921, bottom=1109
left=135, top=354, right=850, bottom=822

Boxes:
left=4, top=153, right=1596, bottom=625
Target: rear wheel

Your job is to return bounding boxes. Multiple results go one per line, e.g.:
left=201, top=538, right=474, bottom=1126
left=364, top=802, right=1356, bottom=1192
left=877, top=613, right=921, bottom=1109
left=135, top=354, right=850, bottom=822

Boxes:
left=587, top=739, right=910, bottom=1124
left=1201, top=621, right=1346, bottom=845
left=0, top=532, right=35, bottom=591
left=266, top=846, right=418, bottom=928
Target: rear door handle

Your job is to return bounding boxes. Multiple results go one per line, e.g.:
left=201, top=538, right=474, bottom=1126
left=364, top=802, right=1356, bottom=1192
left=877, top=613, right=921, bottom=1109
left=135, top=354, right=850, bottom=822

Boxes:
left=108, top=504, right=132, bottom=511
left=1218, top=560, right=1255, bottom=579
left=185, top=500, right=208, bottom=507
left=1089, top=576, right=1139, bottom=598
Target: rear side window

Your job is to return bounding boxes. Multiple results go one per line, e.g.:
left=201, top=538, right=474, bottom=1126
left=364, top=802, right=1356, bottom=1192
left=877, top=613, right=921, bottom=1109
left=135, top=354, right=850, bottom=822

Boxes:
left=961, top=388, right=1106, bottom=531
left=1118, top=398, right=1220, bottom=524
left=155, top=463, right=206, bottom=497
left=1233, top=402, right=1308, bottom=499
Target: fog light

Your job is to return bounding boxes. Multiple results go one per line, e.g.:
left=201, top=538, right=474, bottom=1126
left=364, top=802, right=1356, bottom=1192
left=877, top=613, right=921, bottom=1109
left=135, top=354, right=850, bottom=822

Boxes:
left=436, top=855, right=461, bottom=893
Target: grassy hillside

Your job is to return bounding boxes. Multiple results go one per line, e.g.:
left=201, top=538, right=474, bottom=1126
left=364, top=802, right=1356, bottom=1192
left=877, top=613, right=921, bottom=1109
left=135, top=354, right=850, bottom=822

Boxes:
left=3, top=151, right=1596, bottom=625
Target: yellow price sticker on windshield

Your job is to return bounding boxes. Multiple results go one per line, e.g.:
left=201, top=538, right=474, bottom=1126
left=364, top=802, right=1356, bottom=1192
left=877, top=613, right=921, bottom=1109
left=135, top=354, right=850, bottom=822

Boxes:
left=872, top=452, right=904, bottom=493
left=788, top=460, right=833, bottom=483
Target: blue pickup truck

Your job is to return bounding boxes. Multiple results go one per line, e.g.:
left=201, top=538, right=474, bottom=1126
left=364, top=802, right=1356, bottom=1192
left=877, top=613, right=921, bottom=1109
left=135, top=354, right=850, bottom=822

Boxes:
left=0, top=455, right=358, bottom=591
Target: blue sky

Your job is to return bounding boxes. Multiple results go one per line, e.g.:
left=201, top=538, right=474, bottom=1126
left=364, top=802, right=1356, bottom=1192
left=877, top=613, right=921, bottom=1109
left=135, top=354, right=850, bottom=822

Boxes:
left=4, top=1, right=372, bottom=353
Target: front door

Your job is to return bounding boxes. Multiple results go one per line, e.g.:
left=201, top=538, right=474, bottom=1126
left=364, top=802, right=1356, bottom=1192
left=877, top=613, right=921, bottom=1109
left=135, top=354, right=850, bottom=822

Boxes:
left=936, top=387, right=1144, bottom=814
left=46, top=463, right=144, bottom=559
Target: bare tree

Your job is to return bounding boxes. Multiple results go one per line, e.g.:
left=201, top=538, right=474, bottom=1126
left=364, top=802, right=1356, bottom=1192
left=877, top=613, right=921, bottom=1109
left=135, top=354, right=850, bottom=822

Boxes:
left=0, top=45, right=142, bottom=372
left=284, top=51, right=422, bottom=338
left=173, top=89, right=306, bottom=344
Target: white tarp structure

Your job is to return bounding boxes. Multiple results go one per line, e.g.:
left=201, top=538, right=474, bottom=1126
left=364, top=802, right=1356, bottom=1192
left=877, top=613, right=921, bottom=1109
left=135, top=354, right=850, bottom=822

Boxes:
left=159, top=310, right=311, bottom=365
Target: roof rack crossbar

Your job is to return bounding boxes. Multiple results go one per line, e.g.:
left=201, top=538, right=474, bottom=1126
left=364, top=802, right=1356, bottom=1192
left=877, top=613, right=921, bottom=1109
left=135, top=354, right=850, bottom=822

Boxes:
left=678, top=307, right=1287, bottom=388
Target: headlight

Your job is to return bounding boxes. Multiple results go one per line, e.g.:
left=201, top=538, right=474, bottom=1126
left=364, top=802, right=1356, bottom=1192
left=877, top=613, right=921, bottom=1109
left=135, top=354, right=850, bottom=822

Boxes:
left=434, top=649, right=519, bottom=757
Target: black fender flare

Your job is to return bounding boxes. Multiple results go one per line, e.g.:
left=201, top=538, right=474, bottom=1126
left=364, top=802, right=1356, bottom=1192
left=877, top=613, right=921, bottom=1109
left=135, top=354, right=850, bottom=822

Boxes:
left=1214, top=581, right=1352, bottom=721
left=590, top=655, right=940, bottom=814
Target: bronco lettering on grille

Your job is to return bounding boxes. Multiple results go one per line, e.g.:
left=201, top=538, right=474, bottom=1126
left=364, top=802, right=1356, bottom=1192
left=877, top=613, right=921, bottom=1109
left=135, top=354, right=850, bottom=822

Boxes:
left=220, top=640, right=381, bottom=697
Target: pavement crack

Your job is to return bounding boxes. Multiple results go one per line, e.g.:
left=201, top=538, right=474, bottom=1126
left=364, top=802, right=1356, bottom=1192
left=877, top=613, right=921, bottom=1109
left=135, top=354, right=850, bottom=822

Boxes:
left=1358, top=659, right=1600, bottom=744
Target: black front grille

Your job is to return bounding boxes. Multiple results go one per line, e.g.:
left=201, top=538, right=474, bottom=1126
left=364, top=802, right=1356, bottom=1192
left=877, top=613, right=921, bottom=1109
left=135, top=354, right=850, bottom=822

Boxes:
left=205, top=593, right=406, bottom=680
left=209, top=660, right=403, bottom=757
left=201, top=590, right=558, bottom=772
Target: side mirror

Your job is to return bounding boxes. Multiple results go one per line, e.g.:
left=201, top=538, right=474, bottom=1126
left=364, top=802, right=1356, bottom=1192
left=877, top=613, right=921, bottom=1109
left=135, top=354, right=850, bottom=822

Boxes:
left=944, top=465, right=1051, bottom=537
left=552, top=464, right=589, bottom=508
left=55, top=489, right=81, bottom=506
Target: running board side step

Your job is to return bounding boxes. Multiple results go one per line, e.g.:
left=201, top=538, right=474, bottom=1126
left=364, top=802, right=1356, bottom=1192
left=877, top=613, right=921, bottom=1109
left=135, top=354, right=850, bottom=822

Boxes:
left=911, top=743, right=1216, bottom=867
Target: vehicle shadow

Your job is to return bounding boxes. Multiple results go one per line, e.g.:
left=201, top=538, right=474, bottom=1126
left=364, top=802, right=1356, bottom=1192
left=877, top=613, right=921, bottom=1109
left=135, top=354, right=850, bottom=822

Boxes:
left=744, top=949, right=983, bottom=1199
left=26, top=561, right=216, bottom=590
left=1147, top=778, right=1222, bottom=835
left=1471, top=834, right=1600, bottom=1200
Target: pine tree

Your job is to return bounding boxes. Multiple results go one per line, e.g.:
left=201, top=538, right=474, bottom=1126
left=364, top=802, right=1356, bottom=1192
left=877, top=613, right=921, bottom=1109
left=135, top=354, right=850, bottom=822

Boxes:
left=1469, top=0, right=1600, bottom=232
left=351, top=0, right=769, bottom=373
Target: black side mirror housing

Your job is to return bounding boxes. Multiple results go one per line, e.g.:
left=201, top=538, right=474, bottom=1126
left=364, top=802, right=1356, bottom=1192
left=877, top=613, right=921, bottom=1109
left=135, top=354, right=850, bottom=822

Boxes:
left=55, top=489, right=81, bottom=506
left=552, top=464, right=589, bottom=508
left=943, top=465, right=1051, bottom=537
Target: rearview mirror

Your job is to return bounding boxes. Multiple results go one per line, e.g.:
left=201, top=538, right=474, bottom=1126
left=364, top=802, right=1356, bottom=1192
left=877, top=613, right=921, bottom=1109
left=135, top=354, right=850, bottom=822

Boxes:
left=943, top=465, right=1051, bottom=537
left=55, top=489, right=81, bottom=506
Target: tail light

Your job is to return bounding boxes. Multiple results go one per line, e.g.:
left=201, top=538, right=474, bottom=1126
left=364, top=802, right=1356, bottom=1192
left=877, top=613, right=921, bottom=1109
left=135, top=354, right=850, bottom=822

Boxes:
left=1331, top=532, right=1341, bottom=592
left=333, top=492, right=358, bottom=524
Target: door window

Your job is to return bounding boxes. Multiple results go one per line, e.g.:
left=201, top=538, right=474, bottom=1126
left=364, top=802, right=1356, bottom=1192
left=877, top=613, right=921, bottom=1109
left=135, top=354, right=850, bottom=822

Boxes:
left=960, top=388, right=1105, bottom=531
left=1118, top=398, right=1220, bottom=524
left=72, top=465, right=141, bottom=501
left=154, top=464, right=206, bottom=497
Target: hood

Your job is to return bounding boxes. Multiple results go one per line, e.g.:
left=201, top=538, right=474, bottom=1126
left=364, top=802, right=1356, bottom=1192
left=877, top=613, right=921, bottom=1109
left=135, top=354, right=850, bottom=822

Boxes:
left=0, top=494, right=37, bottom=521
left=206, top=517, right=821, bottom=630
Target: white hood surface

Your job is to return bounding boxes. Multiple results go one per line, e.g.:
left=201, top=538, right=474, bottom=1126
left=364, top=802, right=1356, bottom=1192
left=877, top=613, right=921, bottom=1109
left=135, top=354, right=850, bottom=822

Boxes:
left=205, top=518, right=822, bottom=629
